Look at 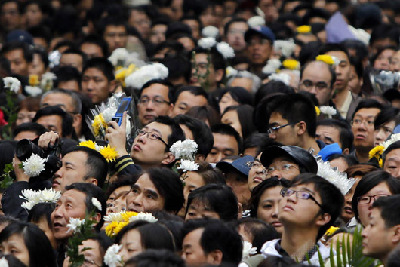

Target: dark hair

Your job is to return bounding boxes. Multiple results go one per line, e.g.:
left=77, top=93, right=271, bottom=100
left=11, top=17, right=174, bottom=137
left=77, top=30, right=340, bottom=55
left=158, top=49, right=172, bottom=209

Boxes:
left=97, top=16, right=128, bottom=38
left=0, top=222, right=56, bottom=267
left=1, top=41, right=33, bottom=63
left=140, top=79, right=175, bottom=103
left=383, top=141, right=400, bottom=165
left=154, top=115, right=185, bottom=151
left=328, top=154, right=358, bottom=167
left=300, top=60, right=336, bottom=88
left=254, top=81, right=295, bottom=108
left=370, top=24, right=400, bottom=48
left=192, top=47, right=226, bottom=81
left=223, top=17, right=247, bottom=36
left=349, top=56, right=364, bottom=80
left=32, top=106, right=74, bottom=138
left=291, top=173, right=344, bottom=240
left=0, top=253, right=27, bottom=267
left=54, top=66, right=81, bottom=90
left=243, top=133, right=271, bottom=156
left=31, top=48, right=49, bottom=69
left=316, top=118, right=354, bottom=151
left=371, top=45, right=397, bottom=67
left=373, top=195, right=400, bottom=228
left=192, top=161, right=226, bottom=184
left=344, top=164, right=378, bottom=178
left=79, top=34, right=109, bottom=58
left=223, top=105, right=256, bottom=141
left=28, top=26, right=51, bottom=48
left=211, top=123, right=243, bottom=154
left=27, top=202, right=55, bottom=230
left=374, top=106, right=400, bottom=130
left=218, top=87, right=253, bottom=107
left=352, top=99, right=383, bottom=119
left=352, top=170, right=400, bottom=224
left=65, top=183, right=107, bottom=230
left=181, top=219, right=243, bottom=265
left=174, top=115, right=213, bottom=157
left=106, top=175, right=135, bottom=198
left=172, top=86, right=208, bottom=105
left=186, top=105, right=220, bottom=126
left=86, top=232, right=113, bottom=258
left=41, top=88, right=83, bottom=114
left=160, top=55, right=192, bottom=84
left=318, top=43, right=350, bottom=62
left=250, top=177, right=290, bottom=219
left=13, top=122, right=47, bottom=138
left=64, top=146, right=108, bottom=188
left=125, top=249, right=185, bottom=267
left=82, top=57, right=114, bottom=82
left=341, top=39, right=368, bottom=62
left=186, top=184, right=238, bottom=221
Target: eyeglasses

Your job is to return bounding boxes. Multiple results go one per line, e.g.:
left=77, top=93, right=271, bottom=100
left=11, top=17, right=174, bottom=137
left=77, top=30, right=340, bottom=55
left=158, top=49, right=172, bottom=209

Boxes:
left=267, top=164, right=299, bottom=174
left=137, top=129, right=168, bottom=147
left=352, top=118, right=374, bottom=126
left=267, top=123, right=293, bottom=134
left=138, top=97, right=170, bottom=106
left=357, top=194, right=390, bottom=205
left=246, top=161, right=267, bottom=174
left=301, top=80, right=329, bottom=91
left=280, top=188, right=324, bottom=210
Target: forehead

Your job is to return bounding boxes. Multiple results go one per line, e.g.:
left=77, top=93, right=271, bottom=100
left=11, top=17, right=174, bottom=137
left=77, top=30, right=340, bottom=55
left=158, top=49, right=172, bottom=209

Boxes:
left=145, top=121, right=172, bottom=137
left=105, top=25, right=126, bottom=33
left=229, top=21, right=248, bottom=30
left=37, top=114, right=62, bottom=125
left=291, top=182, right=317, bottom=194
left=194, top=53, right=208, bottom=63
left=61, top=189, right=86, bottom=202
left=142, top=84, right=169, bottom=97
left=316, top=125, right=340, bottom=135
left=213, top=133, right=238, bottom=149
left=302, top=62, right=331, bottom=81
left=326, top=50, right=348, bottom=62
left=386, top=148, right=400, bottom=160
left=354, top=108, right=381, bottom=118
left=42, top=93, right=74, bottom=109
left=83, top=67, right=107, bottom=78
left=269, top=112, right=287, bottom=123
left=271, top=156, right=296, bottom=165
left=63, top=151, right=88, bottom=163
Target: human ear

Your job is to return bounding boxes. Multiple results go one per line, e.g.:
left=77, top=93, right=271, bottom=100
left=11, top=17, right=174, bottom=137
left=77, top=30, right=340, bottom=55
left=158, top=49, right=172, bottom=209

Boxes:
left=215, top=69, right=224, bottom=83
left=316, top=212, right=331, bottom=227
left=206, top=250, right=223, bottom=265
left=296, top=121, right=307, bottom=135
left=392, top=225, right=400, bottom=244
left=161, top=152, right=176, bottom=165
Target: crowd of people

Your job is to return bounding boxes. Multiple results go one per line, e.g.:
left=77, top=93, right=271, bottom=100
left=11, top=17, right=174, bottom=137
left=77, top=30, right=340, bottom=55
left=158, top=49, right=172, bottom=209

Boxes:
left=1, top=0, right=400, bottom=266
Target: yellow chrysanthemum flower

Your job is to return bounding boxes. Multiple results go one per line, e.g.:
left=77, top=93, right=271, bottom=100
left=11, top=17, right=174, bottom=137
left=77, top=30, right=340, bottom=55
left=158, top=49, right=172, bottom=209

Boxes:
left=315, top=106, right=320, bottom=116
left=121, top=211, right=138, bottom=222
left=29, top=75, right=39, bottom=86
left=92, top=114, right=107, bottom=137
left=105, top=221, right=119, bottom=237
left=100, top=145, right=118, bottom=162
left=325, top=226, right=340, bottom=236
left=297, top=25, right=311, bottom=33
left=368, top=145, right=384, bottom=159
left=79, top=140, right=96, bottom=150
left=379, top=159, right=383, bottom=168
left=282, top=59, right=299, bottom=70
left=114, top=221, right=129, bottom=236
left=316, top=54, right=335, bottom=65
left=115, top=64, right=137, bottom=86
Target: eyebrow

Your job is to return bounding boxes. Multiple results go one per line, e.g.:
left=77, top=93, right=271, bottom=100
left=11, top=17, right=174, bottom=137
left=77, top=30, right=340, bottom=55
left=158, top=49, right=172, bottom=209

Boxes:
left=65, top=161, right=75, bottom=167
left=144, top=189, right=159, bottom=199
left=300, top=187, right=315, bottom=195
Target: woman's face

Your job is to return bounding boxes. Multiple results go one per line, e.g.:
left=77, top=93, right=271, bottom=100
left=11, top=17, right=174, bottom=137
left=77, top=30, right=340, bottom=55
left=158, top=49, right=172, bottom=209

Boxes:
left=374, top=49, right=395, bottom=71
left=219, top=92, right=239, bottom=114
left=221, top=110, right=242, bottom=137
left=119, top=229, right=143, bottom=262
left=257, top=186, right=284, bottom=233
left=16, top=109, right=36, bottom=126
left=357, top=182, right=392, bottom=226
left=0, top=233, right=30, bottom=266
left=185, top=199, right=220, bottom=220
left=106, top=186, right=131, bottom=215
left=126, top=173, right=165, bottom=213
left=28, top=53, right=46, bottom=76
left=374, top=120, right=396, bottom=147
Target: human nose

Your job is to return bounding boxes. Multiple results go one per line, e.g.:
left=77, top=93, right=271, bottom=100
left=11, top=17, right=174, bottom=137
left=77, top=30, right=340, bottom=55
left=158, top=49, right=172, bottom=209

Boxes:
left=272, top=204, right=279, bottom=217
left=119, top=247, right=128, bottom=262
left=269, top=169, right=282, bottom=178
left=87, top=80, right=96, bottom=91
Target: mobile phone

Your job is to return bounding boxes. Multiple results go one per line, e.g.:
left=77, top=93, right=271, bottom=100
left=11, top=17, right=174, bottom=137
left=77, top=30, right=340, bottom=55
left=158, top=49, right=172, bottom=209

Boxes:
left=112, top=97, right=131, bottom=126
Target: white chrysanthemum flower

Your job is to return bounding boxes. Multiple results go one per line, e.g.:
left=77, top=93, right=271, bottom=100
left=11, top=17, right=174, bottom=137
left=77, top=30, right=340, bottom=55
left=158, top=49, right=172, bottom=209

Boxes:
left=92, top=198, right=102, bottom=211
left=216, top=42, right=235, bottom=59
left=268, top=73, right=291, bottom=85
left=22, top=154, right=46, bottom=177
left=20, top=188, right=61, bottom=210
left=25, top=86, right=42, bottom=97
left=108, top=48, right=129, bottom=67
left=129, top=212, right=158, bottom=223
left=383, top=133, right=400, bottom=151
left=66, top=218, right=85, bottom=233
left=226, top=66, right=238, bottom=78
left=319, top=106, right=337, bottom=118
left=125, top=63, right=168, bottom=89
left=202, top=26, right=219, bottom=38
left=262, top=59, right=282, bottom=74
left=198, top=37, right=217, bottom=49
left=274, top=39, right=296, bottom=58
left=242, top=241, right=258, bottom=260
left=3, top=77, right=21, bottom=93
left=39, top=188, right=61, bottom=203
left=248, top=16, right=265, bottom=28
left=102, top=107, right=118, bottom=122
left=317, top=160, right=356, bottom=195
left=0, top=257, right=8, bottom=267
left=348, top=26, right=370, bottom=45
left=104, top=212, right=125, bottom=222
left=178, top=160, right=199, bottom=172
left=95, top=144, right=105, bottom=152
left=170, top=139, right=198, bottom=160
left=104, top=244, right=123, bottom=267
left=21, top=201, right=35, bottom=210
left=42, top=72, right=57, bottom=81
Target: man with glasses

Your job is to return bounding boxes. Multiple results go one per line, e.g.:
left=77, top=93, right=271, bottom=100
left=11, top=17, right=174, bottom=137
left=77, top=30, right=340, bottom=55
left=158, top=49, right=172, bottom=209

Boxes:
left=137, top=79, right=174, bottom=126
left=245, top=26, right=275, bottom=75
left=299, top=60, right=336, bottom=106
left=261, top=173, right=344, bottom=265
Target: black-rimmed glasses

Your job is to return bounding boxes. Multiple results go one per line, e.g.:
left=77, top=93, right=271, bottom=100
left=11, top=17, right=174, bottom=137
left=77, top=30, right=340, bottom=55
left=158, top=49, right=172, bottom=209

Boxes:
left=280, top=188, right=324, bottom=210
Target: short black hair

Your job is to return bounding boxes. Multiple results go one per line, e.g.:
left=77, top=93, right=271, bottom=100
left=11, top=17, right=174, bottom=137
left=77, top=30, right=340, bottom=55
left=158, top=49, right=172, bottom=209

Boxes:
left=28, top=202, right=55, bottom=230
left=374, top=106, right=400, bottom=130
left=13, top=122, right=47, bottom=138
left=61, top=48, right=88, bottom=69
left=192, top=47, right=226, bottom=81
left=352, top=99, right=383, bottom=119
left=97, top=16, right=128, bottom=37
left=154, top=115, right=185, bottom=151
left=32, top=47, right=49, bottom=68
left=1, top=41, right=33, bottom=63
left=174, top=115, right=213, bottom=157
left=82, top=57, right=114, bottom=82
left=223, top=105, right=256, bottom=141
left=79, top=34, right=109, bottom=58
left=211, top=123, right=243, bottom=154
left=318, top=43, right=351, bottom=62
left=125, top=249, right=185, bottom=267
left=106, top=175, right=135, bottom=198
left=352, top=170, right=400, bottom=224
left=373, top=195, right=400, bottom=228
left=64, top=146, right=108, bottom=188
left=316, top=118, right=354, bottom=151
left=32, top=106, right=74, bottom=138
left=53, top=66, right=82, bottom=90
left=171, top=86, right=208, bottom=105
left=341, top=39, right=368, bottom=62
left=370, top=24, right=400, bottom=48
left=160, top=55, right=192, bottom=84
left=223, top=17, right=247, bottom=36
left=186, top=184, right=238, bottom=221
left=139, top=79, right=175, bottom=104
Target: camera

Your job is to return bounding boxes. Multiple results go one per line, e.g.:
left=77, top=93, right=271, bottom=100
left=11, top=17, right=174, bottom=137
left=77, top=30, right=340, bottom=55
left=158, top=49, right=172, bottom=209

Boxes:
left=15, top=139, right=62, bottom=179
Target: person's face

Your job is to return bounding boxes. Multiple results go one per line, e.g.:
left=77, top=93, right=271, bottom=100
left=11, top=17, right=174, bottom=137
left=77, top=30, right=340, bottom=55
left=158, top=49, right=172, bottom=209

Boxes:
left=5, top=49, right=28, bottom=76
left=206, top=133, right=239, bottom=164
left=230, top=77, right=254, bottom=93
left=16, top=110, right=35, bottom=126
left=53, top=151, right=90, bottom=192
left=268, top=112, right=298, bottom=146
left=374, top=120, right=395, bottom=147
left=225, top=172, right=251, bottom=207
left=390, top=51, right=400, bottom=72
left=150, top=24, right=167, bottom=45
left=362, top=208, right=396, bottom=261
left=182, top=19, right=200, bottom=39
left=81, top=43, right=104, bottom=59
left=183, top=171, right=205, bottom=205
left=185, top=199, right=221, bottom=220
left=329, top=157, right=349, bottom=173
left=226, top=22, right=248, bottom=53
left=348, top=65, right=362, bottom=95
left=191, top=53, right=217, bottom=90
left=128, top=10, right=151, bottom=39
left=257, top=186, right=284, bottom=233
left=1, top=2, right=20, bottom=31
left=266, top=157, right=300, bottom=180
left=138, top=84, right=172, bottom=126
left=106, top=186, right=131, bottom=214
left=51, top=189, right=87, bottom=240
left=341, top=178, right=360, bottom=224
left=219, top=92, right=239, bottom=114
left=41, top=93, right=75, bottom=113
left=82, top=67, right=111, bottom=105
left=60, top=54, right=83, bottom=73
left=35, top=216, right=57, bottom=249
left=103, top=25, right=127, bottom=53
left=221, top=110, right=242, bottom=137
left=326, top=51, right=351, bottom=91
left=357, top=182, right=392, bottom=227
left=126, top=173, right=165, bottom=213
left=299, top=62, right=332, bottom=106
left=25, top=3, right=43, bottom=28
left=316, top=125, right=341, bottom=147
left=119, top=229, right=143, bottom=262
left=36, top=115, right=64, bottom=137
left=384, top=148, right=400, bottom=178
left=170, top=91, right=208, bottom=117
left=352, top=108, right=381, bottom=150
left=182, top=228, right=209, bottom=266
left=0, top=234, right=29, bottom=266
left=58, top=80, right=80, bottom=92
left=28, top=53, right=46, bottom=76
left=248, top=160, right=267, bottom=191
left=130, top=122, right=171, bottom=165
left=374, top=49, right=395, bottom=71
left=79, top=239, right=103, bottom=267
left=247, top=35, right=272, bottom=65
